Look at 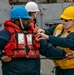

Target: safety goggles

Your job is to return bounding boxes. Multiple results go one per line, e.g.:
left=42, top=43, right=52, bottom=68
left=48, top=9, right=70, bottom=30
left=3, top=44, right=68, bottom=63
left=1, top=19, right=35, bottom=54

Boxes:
left=61, top=18, right=71, bottom=22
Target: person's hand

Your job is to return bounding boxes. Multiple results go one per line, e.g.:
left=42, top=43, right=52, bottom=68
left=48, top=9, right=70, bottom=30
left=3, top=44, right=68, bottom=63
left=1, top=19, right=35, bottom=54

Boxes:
left=37, top=29, right=45, bottom=33
left=1, top=55, right=12, bottom=62
left=36, top=33, right=49, bottom=41
left=65, top=52, right=74, bottom=59
left=35, top=25, right=40, bottom=32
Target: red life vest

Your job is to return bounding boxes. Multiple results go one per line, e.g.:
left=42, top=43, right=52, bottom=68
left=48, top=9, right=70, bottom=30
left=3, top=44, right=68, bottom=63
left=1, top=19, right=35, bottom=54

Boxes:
left=4, top=19, right=40, bottom=58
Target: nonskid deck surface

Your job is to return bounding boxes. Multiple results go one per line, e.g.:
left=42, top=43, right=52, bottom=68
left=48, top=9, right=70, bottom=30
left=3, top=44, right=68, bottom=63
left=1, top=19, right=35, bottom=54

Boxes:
left=40, top=55, right=55, bottom=75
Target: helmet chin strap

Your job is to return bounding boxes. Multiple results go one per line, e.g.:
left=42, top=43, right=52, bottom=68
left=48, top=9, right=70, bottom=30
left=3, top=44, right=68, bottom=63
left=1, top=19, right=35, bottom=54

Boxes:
left=65, top=20, right=74, bottom=29
left=19, top=18, right=24, bottom=29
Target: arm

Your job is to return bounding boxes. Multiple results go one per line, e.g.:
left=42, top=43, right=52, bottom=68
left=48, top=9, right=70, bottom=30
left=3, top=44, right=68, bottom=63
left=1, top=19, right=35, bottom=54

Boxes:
left=0, top=29, right=11, bottom=62
left=40, top=40, right=66, bottom=60
left=40, top=39, right=74, bottom=60
left=45, top=25, right=56, bottom=35
left=47, top=32, right=74, bottom=48
left=37, top=25, right=56, bottom=35
left=37, top=32, right=74, bottom=48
